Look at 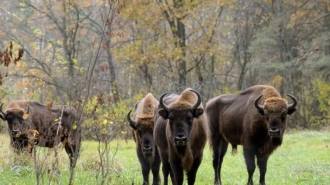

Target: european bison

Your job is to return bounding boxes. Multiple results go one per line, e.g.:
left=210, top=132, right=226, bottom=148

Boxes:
left=0, top=100, right=81, bottom=168
left=206, top=85, right=297, bottom=185
left=154, top=88, right=208, bottom=185
left=127, top=93, right=161, bottom=185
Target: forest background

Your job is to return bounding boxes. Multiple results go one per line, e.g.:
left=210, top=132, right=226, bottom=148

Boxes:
left=0, top=0, right=330, bottom=152
left=0, top=0, right=330, bottom=184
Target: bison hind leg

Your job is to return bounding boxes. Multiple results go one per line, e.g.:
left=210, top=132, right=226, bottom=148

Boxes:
left=151, top=156, right=161, bottom=185
left=212, top=139, right=229, bottom=185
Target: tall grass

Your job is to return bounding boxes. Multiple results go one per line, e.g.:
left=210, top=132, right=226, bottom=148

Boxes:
left=0, top=130, right=329, bottom=185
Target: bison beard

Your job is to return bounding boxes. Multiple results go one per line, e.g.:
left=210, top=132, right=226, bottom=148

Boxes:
left=154, top=88, right=208, bottom=185
left=206, top=85, right=297, bottom=185
left=0, top=100, right=81, bottom=168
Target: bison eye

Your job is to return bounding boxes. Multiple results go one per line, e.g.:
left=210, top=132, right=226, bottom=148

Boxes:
left=168, top=114, right=174, bottom=122
left=137, top=130, right=143, bottom=136
left=265, top=115, right=269, bottom=121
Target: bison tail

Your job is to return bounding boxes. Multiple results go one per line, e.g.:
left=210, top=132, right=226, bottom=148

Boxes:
left=231, top=144, right=238, bottom=155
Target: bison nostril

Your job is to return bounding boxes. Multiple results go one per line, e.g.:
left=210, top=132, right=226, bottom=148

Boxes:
left=175, top=135, right=187, bottom=146
left=12, top=130, right=21, bottom=135
left=175, top=135, right=187, bottom=140
left=269, top=127, right=279, bottom=131
left=142, top=146, right=152, bottom=154
left=269, top=127, right=281, bottom=136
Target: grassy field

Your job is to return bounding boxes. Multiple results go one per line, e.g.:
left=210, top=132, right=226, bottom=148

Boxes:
left=0, top=130, right=329, bottom=185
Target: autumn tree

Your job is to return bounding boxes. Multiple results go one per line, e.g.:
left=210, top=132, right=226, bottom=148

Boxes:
left=248, top=0, right=330, bottom=128
left=0, top=0, right=128, bottom=184
left=116, top=0, right=227, bottom=103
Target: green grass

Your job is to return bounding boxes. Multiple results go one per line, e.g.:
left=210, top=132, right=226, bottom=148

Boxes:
left=0, top=130, right=329, bottom=185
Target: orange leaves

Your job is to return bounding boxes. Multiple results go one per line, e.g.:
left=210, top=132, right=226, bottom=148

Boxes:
left=47, top=102, right=53, bottom=112
left=0, top=48, right=11, bottom=67
left=14, top=48, right=24, bottom=65
left=0, top=41, right=24, bottom=86
left=0, top=42, right=24, bottom=66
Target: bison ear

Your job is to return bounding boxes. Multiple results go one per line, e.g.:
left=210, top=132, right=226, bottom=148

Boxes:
left=193, top=108, right=204, bottom=118
left=287, top=107, right=297, bottom=115
left=158, top=108, right=169, bottom=119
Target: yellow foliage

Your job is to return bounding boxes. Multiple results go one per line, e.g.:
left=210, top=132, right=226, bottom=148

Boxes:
left=272, top=75, right=283, bottom=89
left=311, top=79, right=330, bottom=128
left=22, top=113, right=29, bottom=120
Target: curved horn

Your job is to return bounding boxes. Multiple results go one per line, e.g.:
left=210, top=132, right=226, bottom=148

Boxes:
left=127, top=110, right=137, bottom=126
left=190, top=90, right=202, bottom=110
left=287, top=94, right=297, bottom=110
left=159, top=93, right=170, bottom=112
left=0, top=103, right=6, bottom=117
left=254, top=95, right=264, bottom=115
left=0, top=103, right=6, bottom=115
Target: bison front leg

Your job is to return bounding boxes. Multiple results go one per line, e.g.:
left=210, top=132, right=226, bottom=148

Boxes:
left=243, top=147, right=257, bottom=185
left=64, top=145, right=75, bottom=168
left=142, top=167, right=150, bottom=185
left=170, top=158, right=184, bottom=185
left=138, top=156, right=151, bottom=185
left=64, top=139, right=80, bottom=168
left=159, top=150, right=172, bottom=185
left=151, top=156, right=161, bottom=185
left=187, top=156, right=203, bottom=185
left=256, top=155, right=268, bottom=185
left=162, top=160, right=172, bottom=185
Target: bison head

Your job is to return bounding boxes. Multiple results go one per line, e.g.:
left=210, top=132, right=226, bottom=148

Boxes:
left=0, top=103, right=30, bottom=136
left=158, top=90, right=203, bottom=147
left=254, top=94, right=297, bottom=138
left=127, top=110, right=156, bottom=158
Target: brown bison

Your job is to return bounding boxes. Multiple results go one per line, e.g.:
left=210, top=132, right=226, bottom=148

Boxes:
left=206, top=85, right=297, bottom=185
left=0, top=100, right=81, bottom=168
left=154, top=88, right=208, bottom=185
left=127, top=93, right=161, bottom=185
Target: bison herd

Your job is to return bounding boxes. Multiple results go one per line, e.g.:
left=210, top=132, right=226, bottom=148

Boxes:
left=127, top=85, right=297, bottom=185
left=1, top=85, right=298, bottom=185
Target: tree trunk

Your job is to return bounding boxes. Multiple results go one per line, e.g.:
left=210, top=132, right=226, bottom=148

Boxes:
left=175, top=0, right=186, bottom=92
left=105, top=36, right=119, bottom=103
